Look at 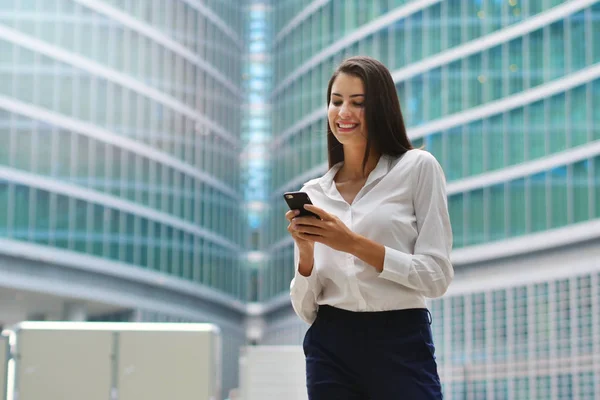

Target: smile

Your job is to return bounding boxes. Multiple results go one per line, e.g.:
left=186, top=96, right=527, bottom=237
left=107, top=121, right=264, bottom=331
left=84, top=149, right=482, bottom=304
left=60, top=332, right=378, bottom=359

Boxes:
left=337, top=123, right=358, bottom=130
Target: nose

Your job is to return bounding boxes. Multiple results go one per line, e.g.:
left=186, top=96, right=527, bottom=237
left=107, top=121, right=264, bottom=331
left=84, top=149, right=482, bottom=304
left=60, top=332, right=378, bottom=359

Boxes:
left=339, top=102, right=351, bottom=118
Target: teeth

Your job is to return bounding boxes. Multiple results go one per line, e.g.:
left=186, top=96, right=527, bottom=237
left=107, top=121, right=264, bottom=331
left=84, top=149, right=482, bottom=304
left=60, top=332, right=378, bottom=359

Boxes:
left=338, top=123, right=356, bottom=129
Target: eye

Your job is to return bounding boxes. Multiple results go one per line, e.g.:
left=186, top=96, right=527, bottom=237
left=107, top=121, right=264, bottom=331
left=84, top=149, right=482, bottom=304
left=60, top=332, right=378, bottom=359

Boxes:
left=331, top=101, right=342, bottom=106
left=353, top=102, right=364, bottom=107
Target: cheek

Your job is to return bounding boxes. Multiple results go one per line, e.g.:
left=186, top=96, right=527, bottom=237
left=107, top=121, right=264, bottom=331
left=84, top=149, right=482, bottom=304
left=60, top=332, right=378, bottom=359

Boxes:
left=358, top=109, right=365, bottom=122
left=327, top=108, right=337, bottom=125
left=358, top=110, right=366, bottom=132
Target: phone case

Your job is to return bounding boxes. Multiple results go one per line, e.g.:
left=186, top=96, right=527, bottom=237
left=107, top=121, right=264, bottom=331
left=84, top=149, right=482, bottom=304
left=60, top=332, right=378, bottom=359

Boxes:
left=283, top=192, right=321, bottom=219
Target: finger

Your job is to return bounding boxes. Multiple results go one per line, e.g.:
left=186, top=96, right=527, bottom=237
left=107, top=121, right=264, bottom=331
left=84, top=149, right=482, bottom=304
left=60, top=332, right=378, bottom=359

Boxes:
left=288, top=223, right=305, bottom=235
left=288, top=227, right=316, bottom=242
left=290, top=219, right=323, bottom=233
left=293, top=216, right=323, bottom=227
left=285, top=209, right=300, bottom=221
left=303, top=204, right=332, bottom=221
left=297, top=232, right=322, bottom=242
left=294, top=224, right=324, bottom=236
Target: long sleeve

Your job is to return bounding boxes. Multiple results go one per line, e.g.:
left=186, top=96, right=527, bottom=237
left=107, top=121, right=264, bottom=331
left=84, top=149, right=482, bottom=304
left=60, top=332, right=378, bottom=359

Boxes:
left=378, top=151, right=454, bottom=298
left=289, top=243, right=321, bottom=324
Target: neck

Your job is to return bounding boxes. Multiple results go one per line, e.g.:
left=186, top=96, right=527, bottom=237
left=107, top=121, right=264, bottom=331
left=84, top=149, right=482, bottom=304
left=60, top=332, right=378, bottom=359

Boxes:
left=339, top=146, right=380, bottom=180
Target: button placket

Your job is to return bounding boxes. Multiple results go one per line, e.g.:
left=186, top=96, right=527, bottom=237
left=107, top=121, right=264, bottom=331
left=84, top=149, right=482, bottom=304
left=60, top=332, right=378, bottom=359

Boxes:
left=346, top=206, right=367, bottom=310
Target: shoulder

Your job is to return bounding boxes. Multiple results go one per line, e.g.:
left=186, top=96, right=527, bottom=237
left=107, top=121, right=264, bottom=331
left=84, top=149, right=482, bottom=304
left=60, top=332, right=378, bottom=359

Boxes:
left=396, top=149, right=446, bottom=187
left=405, top=148, right=439, bottom=165
left=389, top=149, right=442, bottom=173
left=406, top=149, right=443, bottom=174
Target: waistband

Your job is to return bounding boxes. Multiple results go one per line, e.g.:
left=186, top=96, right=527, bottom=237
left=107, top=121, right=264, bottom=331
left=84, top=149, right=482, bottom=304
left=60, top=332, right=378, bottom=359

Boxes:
left=316, top=305, right=432, bottom=326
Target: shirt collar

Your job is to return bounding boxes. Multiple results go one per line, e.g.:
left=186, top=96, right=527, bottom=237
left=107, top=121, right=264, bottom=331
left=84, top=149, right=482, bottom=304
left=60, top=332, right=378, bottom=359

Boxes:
left=304, top=154, right=395, bottom=199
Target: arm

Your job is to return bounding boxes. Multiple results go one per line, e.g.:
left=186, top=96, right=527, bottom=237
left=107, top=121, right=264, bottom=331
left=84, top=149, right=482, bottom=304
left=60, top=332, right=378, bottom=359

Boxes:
left=350, top=152, right=453, bottom=298
left=378, top=152, right=453, bottom=297
left=289, top=242, right=321, bottom=324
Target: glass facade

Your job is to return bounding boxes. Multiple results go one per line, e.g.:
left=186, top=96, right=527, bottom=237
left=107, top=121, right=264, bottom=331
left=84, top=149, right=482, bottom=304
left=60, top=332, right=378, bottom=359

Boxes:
left=264, top=1, right=600, bottom=398
left=0, top=2, right=247, bottom=393
left=265, top=0, right=600, bottom=296
left=429, top=272, right=600, bottom=400
left=0, top=0, right=247, bottom=299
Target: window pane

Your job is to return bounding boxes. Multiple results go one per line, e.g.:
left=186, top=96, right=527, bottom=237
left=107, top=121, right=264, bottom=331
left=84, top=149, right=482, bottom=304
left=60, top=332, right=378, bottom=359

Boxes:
left=446, top=128, right=463, bottom=180
left=572, top=160, right=590, bottom=223
left=467, top=189, right=484, bottom=245
left=529, top=30, right=544, bottom=88
left=34, top=189, right=51, bottom=245
left=508, top=108, right=525, bottom=165
left=447, top=61, right=462, bottom=114
left=449, top=194, right=464, bottom=248
left=549, top=21, right=565, bottom=80
left=447, top=0, right=462, bottom=48
left=467, top=121, right=484, bottom=175
left=0, top=182, right=9, bottom=234
left=508, top=38, right=523, bottom=95
left=529, top=173, right=547, bottom=232
left=467, top=54, right=483, bottom=108
left=487, top=115, right=504, bottom=170
left=569, top=85, right=588, bottom=147
left=509, top=178, right=526, bottom=236
left=594, top=157, right=600, bottom=218
left=488, top=46, right=503, bottom=101
left=489, top=184, right=506, bottom=241
left=570, top=12, right=587, bottom=72
left=548, top=94, right=566, bottom=154
left=13, top=185, right=30, bottom=238
left=528, top=101, right=545, bottom=159
left=550, top=166, right=568, bottom=228
left=593, top=80, right=600, bottom=140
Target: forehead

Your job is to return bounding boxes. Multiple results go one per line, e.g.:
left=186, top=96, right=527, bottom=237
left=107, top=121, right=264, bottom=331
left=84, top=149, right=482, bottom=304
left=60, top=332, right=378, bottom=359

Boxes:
left=331, top=73, right=364, bottom=94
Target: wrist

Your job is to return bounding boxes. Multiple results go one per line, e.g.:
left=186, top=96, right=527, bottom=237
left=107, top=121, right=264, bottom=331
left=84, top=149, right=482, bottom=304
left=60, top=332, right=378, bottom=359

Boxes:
left=348, top=232, right=364, bottom=257
left=297, top=252, right=314, bottom=277
left=349, top=234, right=385, bottom=272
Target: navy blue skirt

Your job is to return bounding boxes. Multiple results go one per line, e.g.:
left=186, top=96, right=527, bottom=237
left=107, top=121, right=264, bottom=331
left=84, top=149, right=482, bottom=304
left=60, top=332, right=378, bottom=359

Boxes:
left=303, top=305, right=443, bottom=399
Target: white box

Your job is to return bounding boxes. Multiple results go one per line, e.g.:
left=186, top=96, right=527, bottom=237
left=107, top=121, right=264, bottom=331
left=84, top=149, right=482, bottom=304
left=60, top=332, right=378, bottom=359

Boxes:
left=9, top=322, right=221, bottom=400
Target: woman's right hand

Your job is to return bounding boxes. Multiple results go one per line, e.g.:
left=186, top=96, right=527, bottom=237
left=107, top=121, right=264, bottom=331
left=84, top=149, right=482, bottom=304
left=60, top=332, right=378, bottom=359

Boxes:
left=285, top=210, right=315, bottom=253
left=286, top=210, right=315, bottom=276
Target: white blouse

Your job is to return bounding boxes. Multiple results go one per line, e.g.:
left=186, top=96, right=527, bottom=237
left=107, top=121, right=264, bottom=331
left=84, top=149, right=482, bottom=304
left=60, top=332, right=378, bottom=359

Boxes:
left=289, top=149, right=454, bottom=325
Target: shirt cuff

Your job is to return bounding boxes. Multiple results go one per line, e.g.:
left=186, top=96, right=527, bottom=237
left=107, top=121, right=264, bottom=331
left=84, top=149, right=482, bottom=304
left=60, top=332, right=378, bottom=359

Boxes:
left=378, top=246, right=413, bottom=284
left=290, top=267, right=319, bottom=296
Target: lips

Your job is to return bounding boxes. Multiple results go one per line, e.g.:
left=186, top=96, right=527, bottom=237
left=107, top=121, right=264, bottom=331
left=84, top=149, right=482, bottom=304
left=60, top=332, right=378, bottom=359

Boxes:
left=337, top=122, right=358, bottom=132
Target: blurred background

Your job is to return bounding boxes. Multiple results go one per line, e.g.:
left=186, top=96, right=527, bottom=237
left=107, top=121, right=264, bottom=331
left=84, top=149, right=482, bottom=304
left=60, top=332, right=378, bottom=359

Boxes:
left=0, top=0, right=599, bottom=398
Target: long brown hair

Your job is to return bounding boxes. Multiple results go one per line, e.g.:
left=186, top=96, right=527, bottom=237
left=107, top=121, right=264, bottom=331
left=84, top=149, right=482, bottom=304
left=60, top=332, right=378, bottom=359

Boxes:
left=327, top=56, right=412, bottom=170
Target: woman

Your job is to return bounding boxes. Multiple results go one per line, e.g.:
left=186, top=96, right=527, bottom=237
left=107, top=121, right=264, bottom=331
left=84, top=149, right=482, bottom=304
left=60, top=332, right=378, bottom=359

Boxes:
left=286, top=56, right=453, bottom=399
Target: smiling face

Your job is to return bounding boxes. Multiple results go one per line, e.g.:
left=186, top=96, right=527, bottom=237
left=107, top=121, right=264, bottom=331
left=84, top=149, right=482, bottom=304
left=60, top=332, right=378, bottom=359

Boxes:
left=327, top=73, right=367, bottom=147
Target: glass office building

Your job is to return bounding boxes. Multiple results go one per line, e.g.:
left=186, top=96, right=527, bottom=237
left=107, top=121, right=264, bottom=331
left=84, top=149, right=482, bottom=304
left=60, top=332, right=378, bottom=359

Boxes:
left=0, top=0, right=247, bottom=393
left=263, top=1, right=600, bottom=399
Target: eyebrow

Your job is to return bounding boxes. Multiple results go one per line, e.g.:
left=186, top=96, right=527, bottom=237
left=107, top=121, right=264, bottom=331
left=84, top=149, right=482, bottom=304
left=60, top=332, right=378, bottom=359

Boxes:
left=331, top=93, right=364, bottom=98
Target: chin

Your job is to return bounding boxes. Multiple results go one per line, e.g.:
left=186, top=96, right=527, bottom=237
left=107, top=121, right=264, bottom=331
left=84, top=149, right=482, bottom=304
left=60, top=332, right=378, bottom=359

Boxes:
left=333, top=131, right=365, bottom=145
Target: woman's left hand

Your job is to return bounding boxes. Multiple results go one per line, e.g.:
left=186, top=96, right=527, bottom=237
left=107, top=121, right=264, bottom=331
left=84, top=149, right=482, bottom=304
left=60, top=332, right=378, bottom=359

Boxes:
left=290, top=204, right=357, bottom=253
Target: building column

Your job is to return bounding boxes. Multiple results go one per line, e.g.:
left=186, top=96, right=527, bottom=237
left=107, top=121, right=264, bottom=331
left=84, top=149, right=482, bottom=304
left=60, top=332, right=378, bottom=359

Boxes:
left=62, top=302, right=87, bottom=321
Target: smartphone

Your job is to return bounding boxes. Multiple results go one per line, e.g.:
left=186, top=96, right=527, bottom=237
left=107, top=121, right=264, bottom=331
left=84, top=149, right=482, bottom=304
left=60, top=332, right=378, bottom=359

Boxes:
left=283, top=191, right=321, bottom=219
